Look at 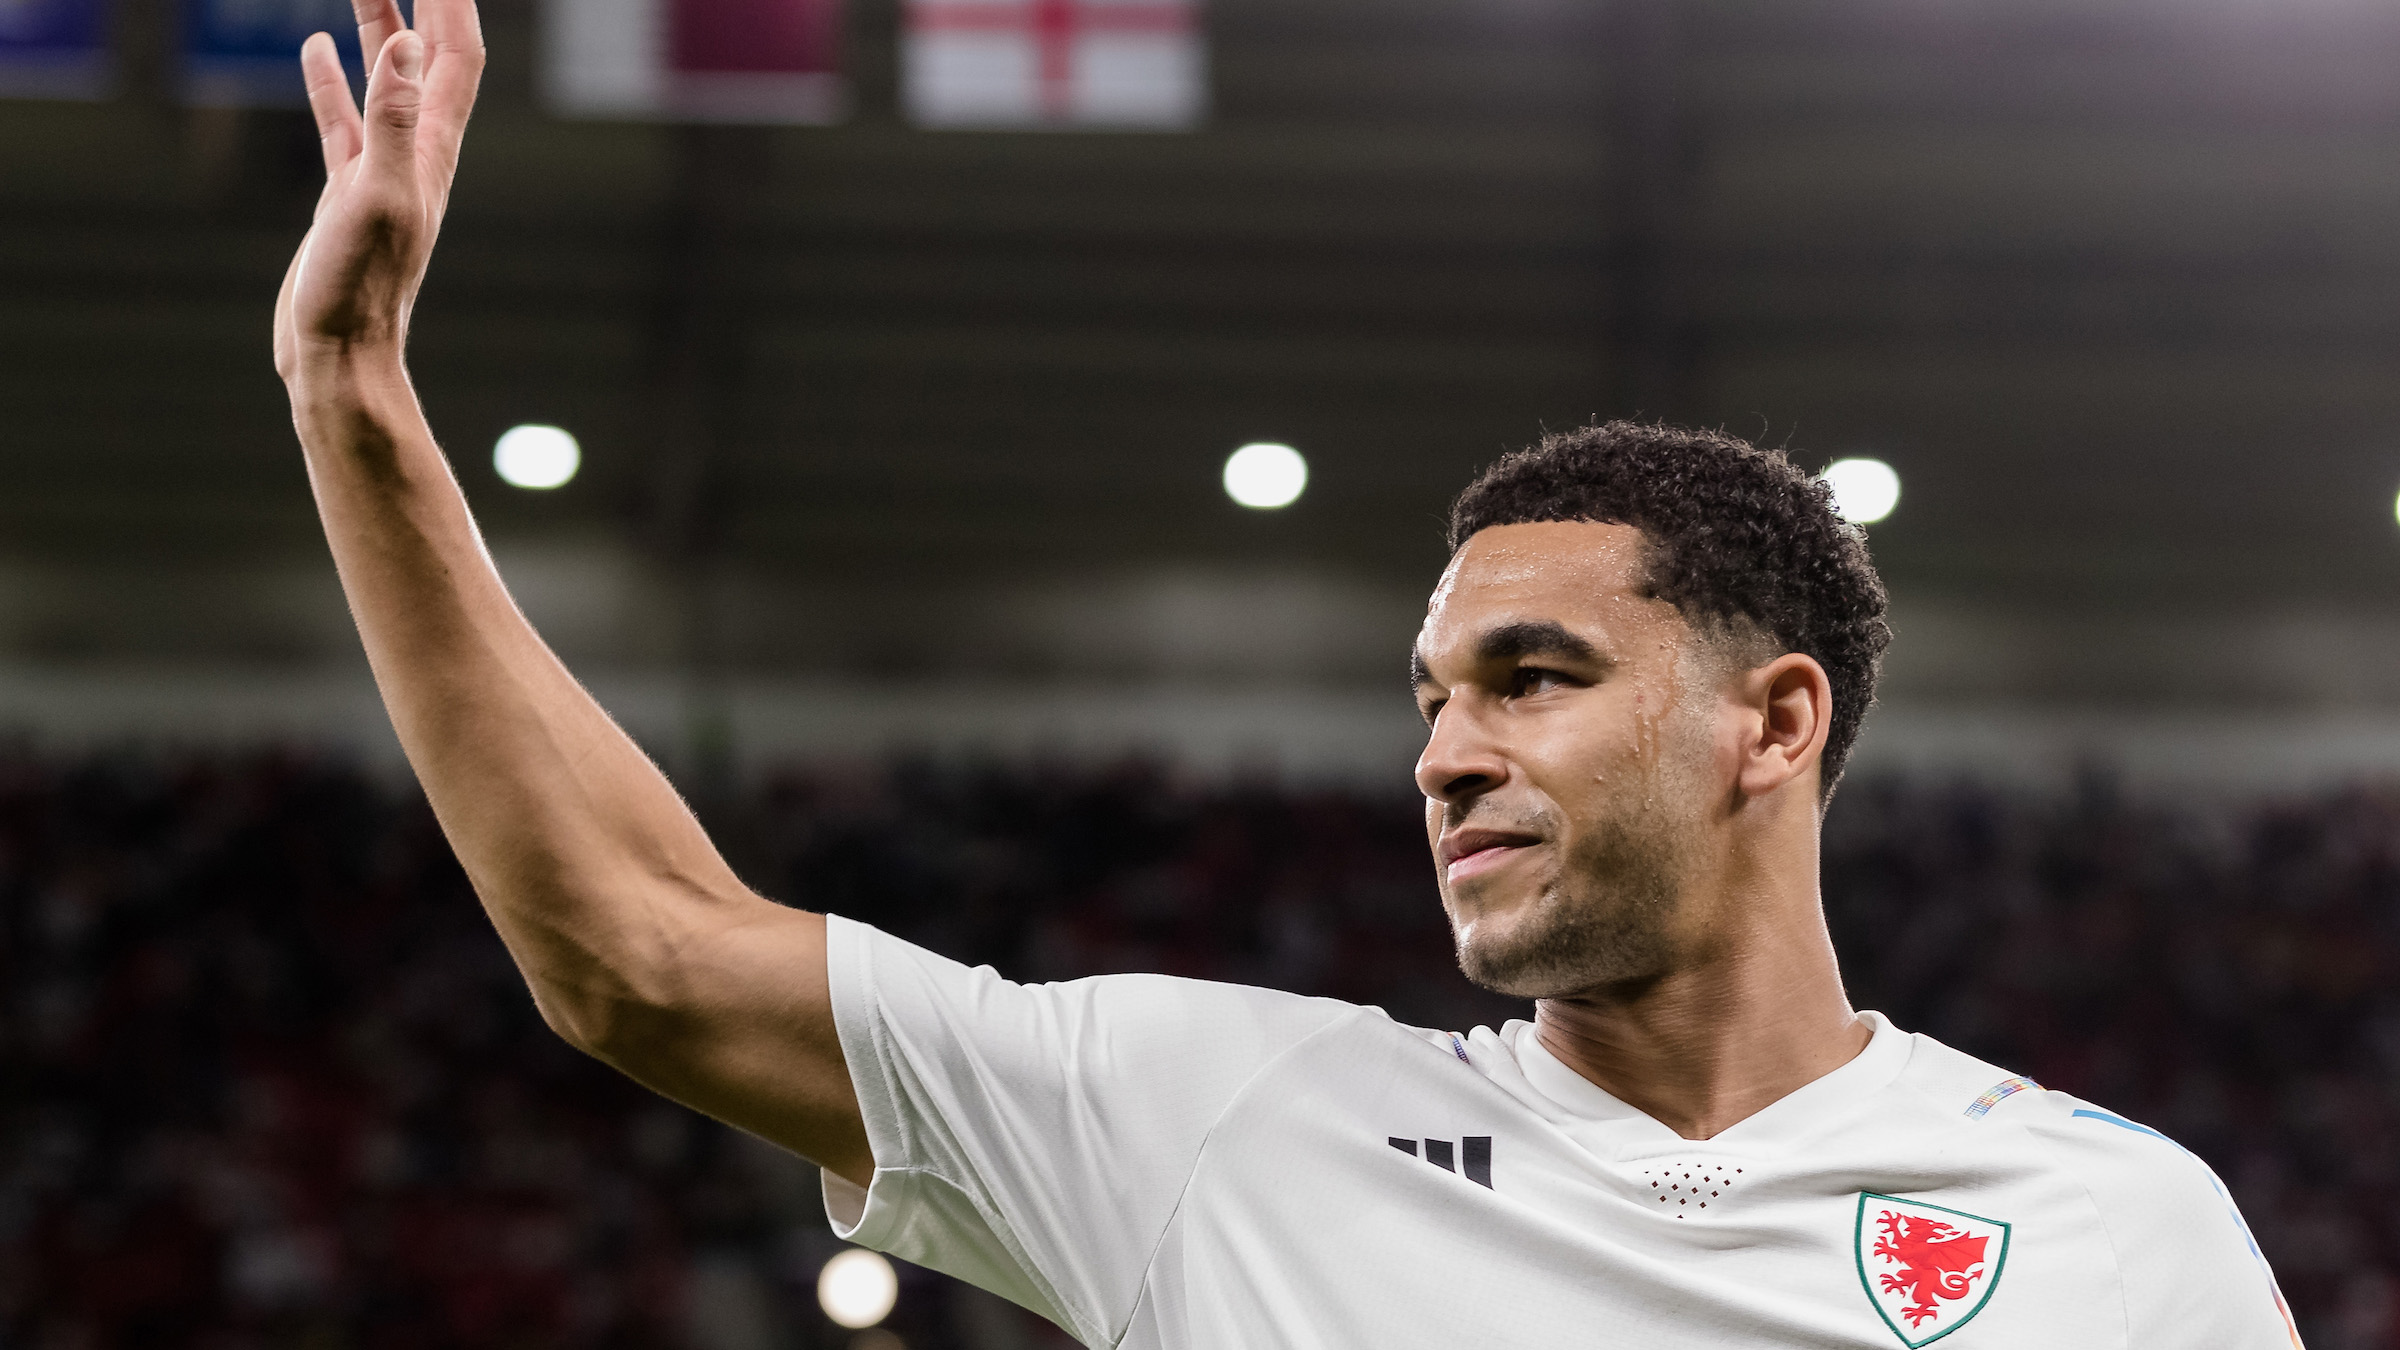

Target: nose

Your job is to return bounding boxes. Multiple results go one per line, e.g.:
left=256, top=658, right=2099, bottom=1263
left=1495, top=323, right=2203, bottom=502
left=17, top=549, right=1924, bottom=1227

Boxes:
left=1414, top=701, right=1510, bottom=805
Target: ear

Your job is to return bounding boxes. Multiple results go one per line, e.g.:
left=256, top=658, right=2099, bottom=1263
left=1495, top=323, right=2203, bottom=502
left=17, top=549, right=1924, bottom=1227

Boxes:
left=1734, top=652, right=1833, bottom=801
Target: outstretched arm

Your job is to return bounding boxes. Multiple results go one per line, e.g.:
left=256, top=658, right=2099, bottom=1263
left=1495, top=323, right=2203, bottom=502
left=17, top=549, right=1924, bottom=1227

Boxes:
left=273, top=0, right=870, bottom=1186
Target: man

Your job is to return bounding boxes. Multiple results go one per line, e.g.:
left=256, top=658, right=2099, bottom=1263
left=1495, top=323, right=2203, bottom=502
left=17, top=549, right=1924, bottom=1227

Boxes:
left=276, top=3, right=2301, bottom=1343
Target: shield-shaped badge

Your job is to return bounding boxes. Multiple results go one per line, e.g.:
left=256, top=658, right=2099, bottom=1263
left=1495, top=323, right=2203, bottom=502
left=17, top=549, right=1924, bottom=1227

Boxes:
left=1854, top=1193, right=2010, bottom=1347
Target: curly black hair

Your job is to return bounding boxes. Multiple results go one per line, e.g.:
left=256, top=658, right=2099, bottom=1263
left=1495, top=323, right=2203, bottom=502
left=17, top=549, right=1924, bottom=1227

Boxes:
left=1446, top=421, right=1892, bottom=797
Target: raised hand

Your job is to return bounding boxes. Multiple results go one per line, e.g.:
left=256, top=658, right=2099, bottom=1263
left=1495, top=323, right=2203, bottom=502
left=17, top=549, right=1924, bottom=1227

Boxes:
left=273, top=0, right=484, bottom=381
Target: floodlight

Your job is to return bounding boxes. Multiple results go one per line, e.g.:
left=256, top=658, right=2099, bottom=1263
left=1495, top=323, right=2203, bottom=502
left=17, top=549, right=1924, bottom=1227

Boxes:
left=1822, top=457, right=1900, bottom=525
left=818, top=1248, right=898, bottom=1329
left=494, top=425, right=581, bottom=490
left=1224, top=443, right=1308, bottom=509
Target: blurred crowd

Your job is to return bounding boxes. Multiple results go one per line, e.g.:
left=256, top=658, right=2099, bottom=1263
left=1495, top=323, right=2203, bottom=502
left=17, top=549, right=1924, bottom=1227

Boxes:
left=3, top=751, right=2398, bottom=1347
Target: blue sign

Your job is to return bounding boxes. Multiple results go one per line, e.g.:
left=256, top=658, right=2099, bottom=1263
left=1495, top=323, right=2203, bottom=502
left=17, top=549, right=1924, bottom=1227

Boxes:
left=182, top=0, right=409, bottom=106
left=0, top=0, right=113, bottom=100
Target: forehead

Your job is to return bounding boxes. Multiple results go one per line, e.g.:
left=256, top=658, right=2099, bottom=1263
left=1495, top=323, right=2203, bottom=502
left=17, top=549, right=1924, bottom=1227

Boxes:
left=1422, top=520, right=1664, bottom=648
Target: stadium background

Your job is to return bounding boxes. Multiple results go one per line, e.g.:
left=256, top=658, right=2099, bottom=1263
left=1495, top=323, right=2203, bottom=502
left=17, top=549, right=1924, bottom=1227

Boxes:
left=8, top=0, right=2400, bottom=1344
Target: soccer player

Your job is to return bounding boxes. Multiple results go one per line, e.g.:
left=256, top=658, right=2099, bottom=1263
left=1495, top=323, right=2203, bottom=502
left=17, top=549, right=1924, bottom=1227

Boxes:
left=276, top=2, right=2302, bottom=1343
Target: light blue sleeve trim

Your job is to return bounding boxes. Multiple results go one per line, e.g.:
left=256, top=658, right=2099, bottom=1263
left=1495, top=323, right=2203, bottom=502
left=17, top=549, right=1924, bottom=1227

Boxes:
left=2068, top=1105, right=2302, bottom=1345
left=2068, top=1107, right=2172, bottom=1143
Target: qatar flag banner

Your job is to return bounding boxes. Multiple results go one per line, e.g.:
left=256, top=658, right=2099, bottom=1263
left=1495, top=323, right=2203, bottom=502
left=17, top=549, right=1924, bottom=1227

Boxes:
left=544, top=0, right=844, bottom=123
left=0, top=0, right=112, bottom=99
left=904, top=0, right=1204, bottom=130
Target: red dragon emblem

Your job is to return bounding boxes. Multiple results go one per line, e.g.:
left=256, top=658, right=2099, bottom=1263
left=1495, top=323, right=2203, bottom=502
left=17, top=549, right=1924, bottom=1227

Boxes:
left=1871, top=1209, right=1991, bottom=1327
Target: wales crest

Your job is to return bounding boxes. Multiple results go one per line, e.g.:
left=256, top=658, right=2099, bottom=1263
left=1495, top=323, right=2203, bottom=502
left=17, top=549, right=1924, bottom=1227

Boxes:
left=1853, top=1193, right=2010, bottom=1346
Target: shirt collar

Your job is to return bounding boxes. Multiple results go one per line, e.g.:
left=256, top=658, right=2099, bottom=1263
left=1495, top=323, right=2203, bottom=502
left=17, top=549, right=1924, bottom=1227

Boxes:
left=1508, top=1010, right=1912, bottom=1158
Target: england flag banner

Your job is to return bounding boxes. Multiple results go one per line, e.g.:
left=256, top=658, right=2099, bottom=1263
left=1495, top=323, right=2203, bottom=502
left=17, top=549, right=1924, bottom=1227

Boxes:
left=544, top=0, right=844, bottom=123
left=183, top=0, right=394, bottom=105
left=904, top=0, right=1204, bottom=130
left=0, top=0, right=110, bottom=99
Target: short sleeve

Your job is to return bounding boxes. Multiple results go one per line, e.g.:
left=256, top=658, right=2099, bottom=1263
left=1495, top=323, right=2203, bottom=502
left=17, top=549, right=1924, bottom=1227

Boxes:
left=820, top=915, right=1356, bottom=1347
left=2029, top=1098, right=2302, bottom=1349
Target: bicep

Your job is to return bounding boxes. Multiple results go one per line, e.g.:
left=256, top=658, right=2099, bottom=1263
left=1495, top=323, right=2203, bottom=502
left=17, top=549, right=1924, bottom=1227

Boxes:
left=585, top=902, right=874, bottom=1187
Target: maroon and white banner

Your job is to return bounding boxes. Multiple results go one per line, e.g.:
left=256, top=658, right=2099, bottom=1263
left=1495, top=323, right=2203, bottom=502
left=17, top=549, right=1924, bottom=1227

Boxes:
left=904, top=0, right=1203, bottom=129
left=544, top=0, right=844, bottom=123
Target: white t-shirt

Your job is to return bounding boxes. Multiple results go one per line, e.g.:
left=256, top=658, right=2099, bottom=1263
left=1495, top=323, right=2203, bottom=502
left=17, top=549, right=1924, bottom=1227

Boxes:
left=821, top=916, right=2302, bottom=1349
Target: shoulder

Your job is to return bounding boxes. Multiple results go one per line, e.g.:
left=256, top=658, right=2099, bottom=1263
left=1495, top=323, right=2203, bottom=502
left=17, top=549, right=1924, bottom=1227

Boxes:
left=1886, top=1031, right=2239, bottom=1232
left=1884, top=1031, right=2298, bottom=1347
left=2007, top=1090, right=2299, bottom=1345
left=1885, top=1030, right=2299, bottom=1345
left=1995, top=1086, right=2232, bottom=1219
left=2000, top=1089, right=2246, bottom=1236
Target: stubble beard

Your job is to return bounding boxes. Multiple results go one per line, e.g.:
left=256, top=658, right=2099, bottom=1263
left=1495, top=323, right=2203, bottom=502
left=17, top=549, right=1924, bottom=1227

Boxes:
left=1450, top=803, right=1697, bottom=1001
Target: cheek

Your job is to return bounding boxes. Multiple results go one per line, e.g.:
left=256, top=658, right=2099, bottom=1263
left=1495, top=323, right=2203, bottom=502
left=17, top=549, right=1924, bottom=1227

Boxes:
left=1530, top=694, right=1714, bottom=818
left=1510, top=716, right=1637, bottom=819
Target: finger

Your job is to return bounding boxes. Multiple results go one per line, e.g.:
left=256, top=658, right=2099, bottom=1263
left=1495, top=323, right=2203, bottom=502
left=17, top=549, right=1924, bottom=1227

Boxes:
left=299, top=32, right=363, bottom=176
left=359, top=29, right=426, bottom=191
left=414, top=0, right=486, bottom=183
left=414, top=0, right=483, bottom=66
left=351, top=0, right=406, bottom=71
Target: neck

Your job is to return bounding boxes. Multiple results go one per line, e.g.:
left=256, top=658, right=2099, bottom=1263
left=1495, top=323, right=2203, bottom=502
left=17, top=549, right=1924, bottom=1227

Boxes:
left=1533, top=833, right=1867, bottom=1140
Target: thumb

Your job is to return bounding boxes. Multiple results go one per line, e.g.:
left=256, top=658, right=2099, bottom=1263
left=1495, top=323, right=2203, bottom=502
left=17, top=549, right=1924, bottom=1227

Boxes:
left=360, top=30, right=426, bottom=184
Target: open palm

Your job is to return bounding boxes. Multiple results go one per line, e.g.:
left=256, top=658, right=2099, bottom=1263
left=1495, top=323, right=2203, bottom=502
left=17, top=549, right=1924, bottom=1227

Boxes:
left=273, top=0, right=484, bottom=380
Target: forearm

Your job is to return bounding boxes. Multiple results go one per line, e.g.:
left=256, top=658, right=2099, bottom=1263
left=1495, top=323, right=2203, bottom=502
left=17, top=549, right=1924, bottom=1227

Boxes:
left=272, top=4, right=866, bottom=1180
left=287, top=348, right=763, bottom=1047
left=286, top=350, right=865, bottom=1178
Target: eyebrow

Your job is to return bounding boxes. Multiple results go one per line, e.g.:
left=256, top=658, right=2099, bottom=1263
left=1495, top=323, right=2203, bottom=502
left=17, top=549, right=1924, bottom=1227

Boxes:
left=1410, top=620, right=1608, bottom=692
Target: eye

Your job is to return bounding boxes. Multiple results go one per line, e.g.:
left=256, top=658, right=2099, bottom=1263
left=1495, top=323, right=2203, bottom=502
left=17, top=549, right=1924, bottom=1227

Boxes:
left=1510, top=666, right=1572, bottom=698
left=1417, top=696, right=1447, bottom=727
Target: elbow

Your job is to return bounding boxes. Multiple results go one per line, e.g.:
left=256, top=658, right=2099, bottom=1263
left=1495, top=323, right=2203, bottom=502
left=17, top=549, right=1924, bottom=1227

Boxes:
left=529, top=983, right=622, bottom=1058
left=526, top=962, right=699, bottom=1072
left=531, top=985, right=682, bottom=1073
left=507, top=878, right=738, bottom=1066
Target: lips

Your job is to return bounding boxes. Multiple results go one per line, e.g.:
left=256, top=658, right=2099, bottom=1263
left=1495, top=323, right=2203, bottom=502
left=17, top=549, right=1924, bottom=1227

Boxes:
left=1439, top=827, right=1543, bottom=882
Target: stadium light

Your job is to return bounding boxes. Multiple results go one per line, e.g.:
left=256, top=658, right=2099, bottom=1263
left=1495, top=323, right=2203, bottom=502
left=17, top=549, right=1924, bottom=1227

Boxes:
left=1223, top=442, right=1308, bottom=509
left=818, top=1248, right=898, bottom=1329
left=1821, top=457, right=1900, bottom=525
left=494, top=424, right=581, bottom=490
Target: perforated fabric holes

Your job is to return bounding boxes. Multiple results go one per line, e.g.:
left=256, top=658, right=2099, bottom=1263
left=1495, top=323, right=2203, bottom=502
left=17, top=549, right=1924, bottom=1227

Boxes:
left=1640, top=1161, right=1743, bottom=1219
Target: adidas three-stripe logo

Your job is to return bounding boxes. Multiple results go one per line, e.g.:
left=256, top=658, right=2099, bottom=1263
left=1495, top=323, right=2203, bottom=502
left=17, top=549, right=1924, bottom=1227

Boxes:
left=1390, top=1136, right=1493, bottom=1188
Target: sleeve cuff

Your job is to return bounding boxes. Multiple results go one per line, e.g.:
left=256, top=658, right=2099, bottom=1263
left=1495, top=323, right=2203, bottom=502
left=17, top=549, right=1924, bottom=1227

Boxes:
left=820, top=914, right=902, bottom=1248
left=823, top=1167, right=870, bottom=1236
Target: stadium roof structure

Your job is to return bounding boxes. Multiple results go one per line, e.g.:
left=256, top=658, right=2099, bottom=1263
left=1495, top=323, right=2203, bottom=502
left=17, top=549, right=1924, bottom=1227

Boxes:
left=4, top=0, right=2400, bottom=753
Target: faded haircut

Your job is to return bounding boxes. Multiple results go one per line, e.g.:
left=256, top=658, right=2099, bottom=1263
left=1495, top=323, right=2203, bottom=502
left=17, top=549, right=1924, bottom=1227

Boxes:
left=1447, top=421, right=1892, bottom=797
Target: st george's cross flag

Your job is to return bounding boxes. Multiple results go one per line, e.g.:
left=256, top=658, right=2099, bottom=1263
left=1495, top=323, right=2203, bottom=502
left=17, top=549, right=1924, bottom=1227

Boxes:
left=0, top=0, right=111, bottom=99
left=543, top=0, right=843, bottom=123
left=904, top=0, right=1203, bottom=130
